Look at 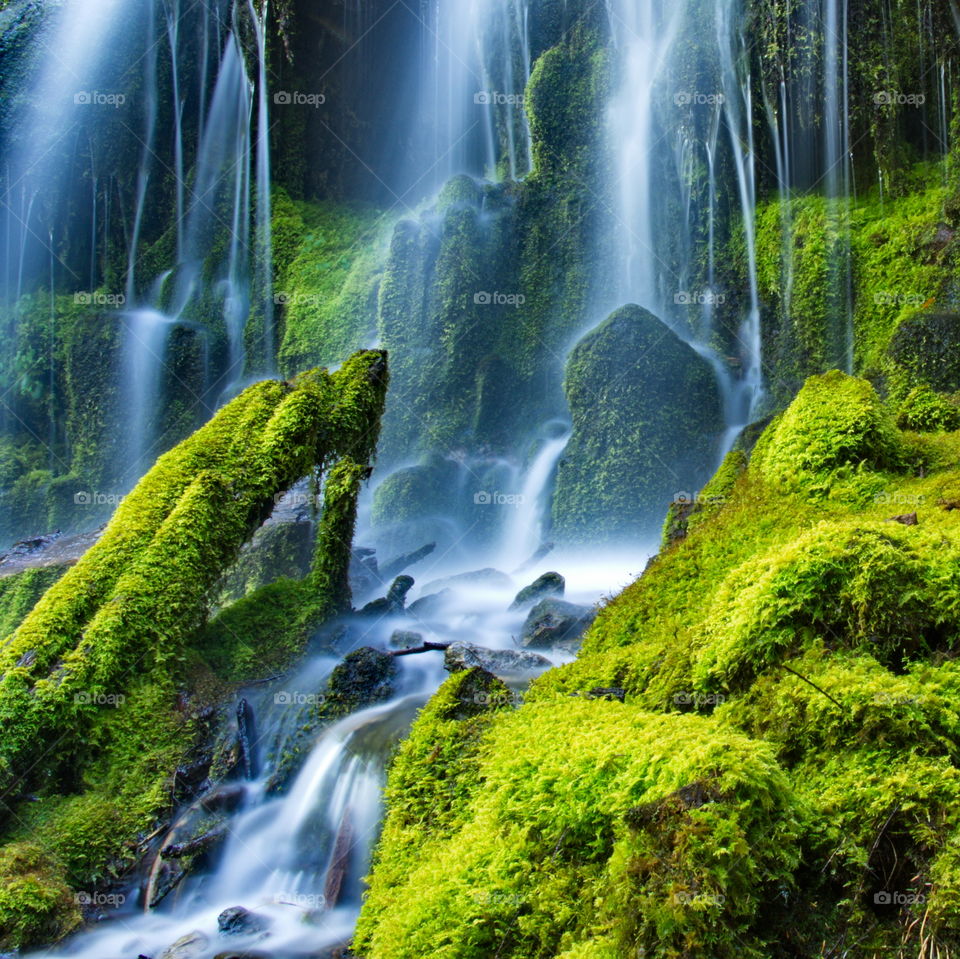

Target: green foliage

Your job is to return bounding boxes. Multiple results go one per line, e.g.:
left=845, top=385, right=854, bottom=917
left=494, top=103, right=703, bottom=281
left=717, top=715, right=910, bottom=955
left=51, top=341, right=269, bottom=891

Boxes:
left=897, top=385, right=960, bottom=432
left=0, top=567, right=65, bottom=638
left=751, top=371, right=904, bottom=495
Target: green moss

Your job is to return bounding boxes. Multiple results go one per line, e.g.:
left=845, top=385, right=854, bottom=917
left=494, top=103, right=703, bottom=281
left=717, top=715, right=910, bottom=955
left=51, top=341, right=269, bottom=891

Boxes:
left=553, top=305, right=725, bottom=543
left=0, top=843, right=80, bottom=951
left=0, top=351, right=388, bottom=947
left=896, top=385, right=960, bottom=432
left=750, top=370, right=904, bottom=496
left=0, top=566, right=65, bottom=638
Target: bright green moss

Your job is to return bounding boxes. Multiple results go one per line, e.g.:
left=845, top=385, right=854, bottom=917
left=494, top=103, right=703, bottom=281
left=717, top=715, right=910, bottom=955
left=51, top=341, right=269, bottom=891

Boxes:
left=751, top=370, right=904, bottom=495
left=0, top=566, right=65, bottom=638
left=896, top=384, right=960, bottom=431
left=357, top=697, right=802, bottom=959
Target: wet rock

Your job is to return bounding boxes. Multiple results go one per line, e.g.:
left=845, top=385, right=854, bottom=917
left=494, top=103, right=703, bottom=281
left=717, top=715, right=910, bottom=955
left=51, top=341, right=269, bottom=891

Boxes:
left=520, top=598, right=596, bottom=649
left=444, top=641, right=552, bottom=675
left=159, top=930, right=209, bottom=959
left=161, top=822, right=228, bottom=860
left=513, top=541, right=554, bottom=574
left=509, top=571, right=565, bottom=610
left=421, top=567, right=512, bottom=594
left=888, top=512, right=919, bottom=526
left=349, top=546, right=380, bottom=597
left=379, top=542, right=436, bottom=580
left=218, top=905, right=268, bottom=937
left=211, top=951, right=271, bottom=959
left=586, top=687, right=626, bottom=702
left=386, top=575, right=415, bottom=609
left=406, top=588, right=454, bottom=619
left=389, top=629, right=424, bottom=649
left=199, top=782, right=247, bottom=813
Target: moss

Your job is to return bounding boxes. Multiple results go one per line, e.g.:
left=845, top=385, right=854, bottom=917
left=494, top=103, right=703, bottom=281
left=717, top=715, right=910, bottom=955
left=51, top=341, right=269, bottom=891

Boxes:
left=274, top=188, right=390, bottom=376
left=896, top=385, right=960, bottom=432
left=359, top=370, right=960, bottom=956
left=0, top=351, right=388, bottom=947
left=750, top=370, right=904, bottom=496
left=0, top=842, right=80, bottom=951
left=553, top=305, right=724, bottom=544
left=0, top=566, right=65, bottom=638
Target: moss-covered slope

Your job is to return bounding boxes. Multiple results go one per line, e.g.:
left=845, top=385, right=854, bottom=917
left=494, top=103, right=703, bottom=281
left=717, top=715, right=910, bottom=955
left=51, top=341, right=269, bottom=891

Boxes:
left=357, top=371, right=960, bottom=957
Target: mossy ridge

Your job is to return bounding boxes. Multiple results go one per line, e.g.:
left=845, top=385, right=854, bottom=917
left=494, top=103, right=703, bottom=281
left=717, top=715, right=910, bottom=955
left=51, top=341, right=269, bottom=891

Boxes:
left=356, top=692, right=801, bottom=959
left=359, top=371, right=960, bottom=956
left=0, top=566, right=65, bottom=639
left=0, top=351, right=388, bottom=950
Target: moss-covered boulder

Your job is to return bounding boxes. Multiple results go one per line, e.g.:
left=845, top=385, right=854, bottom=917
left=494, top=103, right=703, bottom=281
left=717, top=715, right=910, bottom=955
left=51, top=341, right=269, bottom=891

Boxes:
left=888, top=312, right=960, bottom=393
left=552, top=305, right=724, bottom=543
left=751, top=370, right=904, bottom=495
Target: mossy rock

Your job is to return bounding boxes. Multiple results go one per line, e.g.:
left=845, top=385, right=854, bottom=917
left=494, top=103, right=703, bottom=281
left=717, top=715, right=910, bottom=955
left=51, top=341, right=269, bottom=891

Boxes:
left=888, top=312, right=960, bottom=393
left=552, top=304, right=724, bottom=543
left=751, top=370, right=904, bottom=495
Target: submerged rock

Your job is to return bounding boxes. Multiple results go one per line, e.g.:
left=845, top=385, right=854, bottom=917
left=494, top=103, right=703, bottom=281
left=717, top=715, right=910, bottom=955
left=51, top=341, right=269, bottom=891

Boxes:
left=389, top=629, right=424, bottom=649
left=406, top=588, right=454, bottom=619
left=379, top=542, right=436, bottom=580
left=443, top=641, right=552, bottom=675
left=421, top=567, right=512, bottom=594
left=520, top=598, right=596, bottom=649
left=509, top=571, right=565, bottom=610
left=217, top=905, right=268, bottom=937
left=159, top=930, right=209, bottom=959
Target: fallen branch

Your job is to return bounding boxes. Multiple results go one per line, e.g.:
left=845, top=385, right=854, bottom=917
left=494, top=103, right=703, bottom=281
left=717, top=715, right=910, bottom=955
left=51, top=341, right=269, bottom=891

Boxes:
left=389, top=641, right=451, bottom=657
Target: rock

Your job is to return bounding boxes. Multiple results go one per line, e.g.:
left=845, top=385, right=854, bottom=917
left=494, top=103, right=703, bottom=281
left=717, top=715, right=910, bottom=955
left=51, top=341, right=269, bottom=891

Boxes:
left=159, top=931, right=209, bottom=959
left=520, top=598, right=596, bottom=649
left=386, top=575, right=415, bottom=609
left=421, top=568, right=511, bottom=594
left=586, top=687, right=626, bottom=701
left=379, top=542, right=436, bottom=580
left=552, top=304, right=724, bottom=543
left=888, top=312, right=960, bottom=393
left=443, top=641, right=552, bottom=675
left=359, top=575, right=415, bottom=616
left=888, top=512, right=919, bottom=526
left=509, top=571, right=565, bottom=610
left=389, top=629, right=424, bottom=649
left=218, top=905, right=268, bottom=937
left=349, top=546, right=380, bottom=597
left=406, top=588, right=454, bottom=618
left=199, top=782, right=247, bottom=813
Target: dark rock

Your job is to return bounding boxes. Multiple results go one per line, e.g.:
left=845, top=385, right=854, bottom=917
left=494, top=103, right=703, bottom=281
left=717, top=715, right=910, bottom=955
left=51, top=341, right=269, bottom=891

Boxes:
left=553, top=304, right=724, bottom=543
left=379, top=542, right=436, bottom=580
left=199, top=782, right=246, bottom=813
left=389, top=629, right=424, bottom=649
left=386, top=575, right=415, bottom=610
left=888, top=312, right=960, bottom=392
left=888, top=512, right=918, bottom=526
left=508, top=571, right=565, bottom=610
left=520, top=598, right=596, bottom=649
left=358, top=597, right=392, bottom=616
left=218, top=905, right=268, bottom=937
left=444, top=641, right=552, bottom=675
left=236, top=698, right=256, bottom=780
left=406, top=588, right=454, bottom=619
left=349, top=546, right=380, bottom=597
left=421, top=568, right=511, bottom=594
left=161, top=823, right=228, bottom=860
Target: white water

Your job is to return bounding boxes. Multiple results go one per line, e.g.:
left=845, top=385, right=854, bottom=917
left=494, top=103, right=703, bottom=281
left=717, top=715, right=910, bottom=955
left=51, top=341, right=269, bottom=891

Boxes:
left=28, top=545, right=646, bottom=959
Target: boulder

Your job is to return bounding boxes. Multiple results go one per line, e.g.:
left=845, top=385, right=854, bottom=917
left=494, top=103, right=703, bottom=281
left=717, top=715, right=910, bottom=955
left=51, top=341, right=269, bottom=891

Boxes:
left=389, top=629, right=424, bottom=649
left=552, top=305, right=724, bottom=543
left=406, top=588, right=454, bottom=619
left=421, top=568, right=511, bottom=594
left=443, top=641, right=552, bottom=675
left=379, top=542, right=436, bottom=580
left=217, top=905, right=268, bottom=937
left=508, top=571, right=565, bottom=610
left=520, top=598, right=596, bottom=649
